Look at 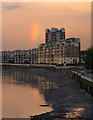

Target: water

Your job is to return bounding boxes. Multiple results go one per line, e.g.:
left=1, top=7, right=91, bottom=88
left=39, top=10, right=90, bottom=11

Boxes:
left=2, top=66, right=93, bottom=119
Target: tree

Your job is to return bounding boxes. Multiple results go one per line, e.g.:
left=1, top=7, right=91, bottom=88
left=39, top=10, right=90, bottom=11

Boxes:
left=85, top=47, right=93, bottom=69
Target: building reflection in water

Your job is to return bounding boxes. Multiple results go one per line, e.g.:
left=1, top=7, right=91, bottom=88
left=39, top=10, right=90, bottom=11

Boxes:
left=2, top=67, right=55, bottom=118
left=2, top=67, right=93, bottom=119
left=2, top=67, right=58, bottom=94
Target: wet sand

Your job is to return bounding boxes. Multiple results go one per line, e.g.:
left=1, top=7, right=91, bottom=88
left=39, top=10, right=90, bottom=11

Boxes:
left=2, top=66, right=93, bottom=119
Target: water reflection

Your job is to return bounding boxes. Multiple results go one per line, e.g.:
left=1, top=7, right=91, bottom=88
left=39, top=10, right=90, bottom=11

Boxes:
left=2, top=67, right=58, bottom=118
left=2, top=68, right=58, bottom=93
left=2, top=67, right=93, bottom=119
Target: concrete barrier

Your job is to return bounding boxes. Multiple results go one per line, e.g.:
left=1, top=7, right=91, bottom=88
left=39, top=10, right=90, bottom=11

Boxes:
left=72, top=71, right=93, bottom=97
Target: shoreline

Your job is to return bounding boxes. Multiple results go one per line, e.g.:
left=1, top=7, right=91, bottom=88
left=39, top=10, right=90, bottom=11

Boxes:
left=4, top=64, right=92, bottom=120
left=1, top=63, right=82, bottom=72
left=2, top=63, right=93, bottom=97
left=1, top=63, right=81, bottom=79
left=2, top=64, right=93, bottom=119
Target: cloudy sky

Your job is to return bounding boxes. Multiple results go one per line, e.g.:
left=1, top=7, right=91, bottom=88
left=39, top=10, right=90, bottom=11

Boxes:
left=2, top=2, right=91, bottom=50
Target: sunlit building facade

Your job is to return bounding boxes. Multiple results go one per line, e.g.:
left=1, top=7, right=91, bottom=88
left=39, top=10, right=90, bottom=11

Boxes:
left=38, top=43, right=46, bottom=64
left=30, top=48, right=38, bottom=64
left=38, top=28, right=80, bottom=65
left=45, top=27, right=65, bottom=44
left=2, top=49, right=38, bottom=64
left=2, top=27, right=80, bottom=66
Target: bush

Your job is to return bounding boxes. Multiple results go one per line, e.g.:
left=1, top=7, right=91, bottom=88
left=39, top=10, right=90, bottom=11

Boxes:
left=85, top=47, right=93, bottom=69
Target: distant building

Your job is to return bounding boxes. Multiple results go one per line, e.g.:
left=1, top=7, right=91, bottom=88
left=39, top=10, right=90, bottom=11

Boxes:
left=38, top=28, right=80, bottom=65
left=62, top=38, right=80, bottom=65
left=2, top=27, right=80, bottom=66
left=30, top=48, right=38, bottom=64
left=2, top=51, right=15, bottom=63
left=2, top=49, right=38, bottom=64
left=38, top=43, right=46, bottom=64
left=14, top=50, right=23, bottom=64
left=45, top=27, right=65, bottom=44
left=38, top=37, right=80, bottom=65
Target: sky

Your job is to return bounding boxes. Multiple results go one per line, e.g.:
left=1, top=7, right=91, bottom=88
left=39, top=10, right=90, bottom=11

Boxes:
left=1, top=2, right=91, bottom=50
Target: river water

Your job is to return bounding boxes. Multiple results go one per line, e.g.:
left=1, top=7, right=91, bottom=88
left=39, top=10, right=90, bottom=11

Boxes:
left=2, top=66, right=93, bottom=119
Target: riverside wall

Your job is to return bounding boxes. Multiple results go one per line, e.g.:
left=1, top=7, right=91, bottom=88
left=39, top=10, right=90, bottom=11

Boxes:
left=72, top=71, right=93, bottom=97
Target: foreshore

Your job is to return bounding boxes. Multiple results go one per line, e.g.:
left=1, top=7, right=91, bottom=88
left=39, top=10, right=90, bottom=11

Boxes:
left=1, top=63, right=82, bottom=79
left=0, top=63, right=86, bottom=78
left=1, top=63, right=93, bottom=97
left=2, top=64, right=93, bottom=119
left=1, top=63, right=82, bottom=73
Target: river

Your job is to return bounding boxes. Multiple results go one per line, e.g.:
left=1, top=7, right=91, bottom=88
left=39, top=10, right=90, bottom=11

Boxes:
left=2, top=66, right=93, bottom=119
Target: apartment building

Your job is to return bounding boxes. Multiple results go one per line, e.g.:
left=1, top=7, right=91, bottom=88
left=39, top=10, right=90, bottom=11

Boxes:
left=38, top=43, right=46, bottom=64
left=30, top=48, right=38, bottom=64
left=2, top=51, right=15, bottom=63
left=2, top=27, right=80, bottom=66
left=63, top=38, right=80, bottom=65
left=45, top=27, right=65, bottom=44
left=2, top=49, right=38, bottom=64
left=38, top=28, right=80, bottom=65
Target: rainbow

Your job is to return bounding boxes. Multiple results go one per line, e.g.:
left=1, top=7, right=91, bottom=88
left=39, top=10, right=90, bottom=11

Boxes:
left=29, top=22, right=39, bottom=45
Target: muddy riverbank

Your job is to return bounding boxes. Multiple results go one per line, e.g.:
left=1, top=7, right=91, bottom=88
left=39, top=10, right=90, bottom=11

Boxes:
left=2, top=66, right=93, bottom=119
